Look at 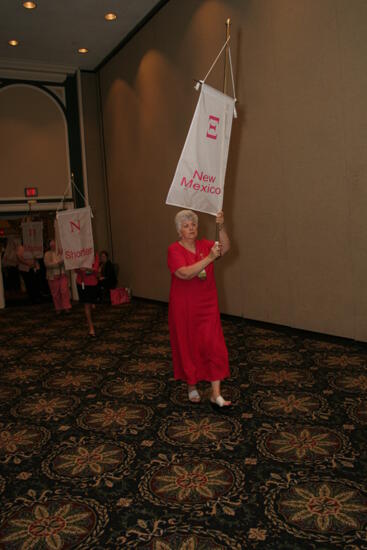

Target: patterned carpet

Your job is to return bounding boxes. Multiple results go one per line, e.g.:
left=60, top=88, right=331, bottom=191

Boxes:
left=0, top=298, right=366, bottom=549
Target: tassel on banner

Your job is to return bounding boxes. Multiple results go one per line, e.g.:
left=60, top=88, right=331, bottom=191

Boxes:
left=228, top=44, right=238, bottom=118
left=233, top=101, right=238, bottom=119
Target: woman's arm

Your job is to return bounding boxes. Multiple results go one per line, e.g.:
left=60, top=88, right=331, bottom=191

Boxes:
left=175, top=243, right=220, bottom=280
left=216, top=211, right=230, bottom=256
left=44, top=251, right=59, bottom=268
left=16, top=246, right=34, bottom=268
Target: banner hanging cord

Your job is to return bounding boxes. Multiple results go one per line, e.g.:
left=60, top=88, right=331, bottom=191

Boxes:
left=72, top=180, right=90, bottom=212
left=56, top=175, right=92, bottom=217
left=56, top=181, right=71, bottom=213
left=194, top=36, right=237, bottom=117
left=195, top=36, right=231, bottom=89
left=228, top=47, right=237, bottom=118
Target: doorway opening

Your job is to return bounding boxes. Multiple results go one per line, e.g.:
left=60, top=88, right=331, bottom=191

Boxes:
left=1, top=210, right=58, bottom=306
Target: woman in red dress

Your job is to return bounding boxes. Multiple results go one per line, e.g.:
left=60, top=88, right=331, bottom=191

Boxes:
left=167, top=209, right=231, bottom=410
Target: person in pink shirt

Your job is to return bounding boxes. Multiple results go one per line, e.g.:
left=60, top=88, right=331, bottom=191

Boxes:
left=16, top=242, right=42, bottom=303
left=44, top=239, right=71, bottom=314
left=75, top=253, right=99, bottom=336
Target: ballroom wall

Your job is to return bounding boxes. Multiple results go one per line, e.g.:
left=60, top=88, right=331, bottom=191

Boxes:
left=79, top=72, right=111, bottom=253
left=99, top=0, right=367, bottom=341
left=0, top=72, right=109, bottom=253
left=0, top=83, right=70, bottom=199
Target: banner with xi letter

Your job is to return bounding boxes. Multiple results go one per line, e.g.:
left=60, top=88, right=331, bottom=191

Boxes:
left=166, top=83, right=236, bottom=216
left=21, top=221, right=44, bottom=259
left=56, top=206, right=94, bottom=270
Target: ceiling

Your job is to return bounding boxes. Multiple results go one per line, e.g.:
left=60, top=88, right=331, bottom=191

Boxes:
left=0, top=0, right=165, bottom=75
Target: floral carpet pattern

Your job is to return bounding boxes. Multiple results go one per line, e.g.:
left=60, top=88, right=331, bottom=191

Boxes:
left=0, top=299, right=366, bottom=549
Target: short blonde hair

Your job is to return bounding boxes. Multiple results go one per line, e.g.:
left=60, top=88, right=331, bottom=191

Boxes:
left=175, top=209, right=198, bottom=234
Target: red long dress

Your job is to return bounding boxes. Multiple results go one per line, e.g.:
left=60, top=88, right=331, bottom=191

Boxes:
left=167, top=238, right=230, bottom=385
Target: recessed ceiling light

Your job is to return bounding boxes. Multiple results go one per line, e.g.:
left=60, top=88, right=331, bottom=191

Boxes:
left=104, top=12, right=117, bottom=21
left=78, top=48, right=89, bottom=54
left=23, top=1, right=37, bottom=9
left=8, top=39, right=19, bottom=47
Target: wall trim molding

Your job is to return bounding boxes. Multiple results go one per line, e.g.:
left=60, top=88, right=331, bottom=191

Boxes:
left=0, top=58, right=75, bottom=82
left=0, top=199, right=74, bottom=213
left=0, top=80, right=67, bottom=115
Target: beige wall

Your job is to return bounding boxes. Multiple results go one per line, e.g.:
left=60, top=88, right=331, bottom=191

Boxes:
left=99, top=0, right=367, bottom=341
left=79, top=72, right=111, bottom=254
left=0, top=84, right=70, bottom=198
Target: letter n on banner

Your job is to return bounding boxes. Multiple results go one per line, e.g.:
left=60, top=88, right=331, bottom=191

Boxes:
left=56, top=206, right=94, bottom=270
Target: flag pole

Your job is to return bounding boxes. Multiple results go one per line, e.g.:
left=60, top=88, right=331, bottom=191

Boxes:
left=223, top=18, right=231, bottom=96
left=216, top=17, right=231, bottom=245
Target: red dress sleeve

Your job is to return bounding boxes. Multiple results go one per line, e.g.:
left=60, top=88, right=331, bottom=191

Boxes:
left=92, top=254, right=99, bottom=275
left=201, top=238, right=215, bottom=250
left=167, top=243, right=186, bottom=274
left=76, top=253, right=99, bottom=285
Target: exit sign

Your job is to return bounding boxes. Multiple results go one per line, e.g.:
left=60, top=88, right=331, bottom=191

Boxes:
left=24, top=187, right=38, bottom=198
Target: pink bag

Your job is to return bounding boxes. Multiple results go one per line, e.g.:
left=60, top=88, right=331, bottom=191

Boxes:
left=110, top=287, right=130, bottom=305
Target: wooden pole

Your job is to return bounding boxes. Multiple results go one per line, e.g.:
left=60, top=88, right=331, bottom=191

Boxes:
left=223, top=18, right=231, bottom=95
left=216, top=18, right=231, bottom=245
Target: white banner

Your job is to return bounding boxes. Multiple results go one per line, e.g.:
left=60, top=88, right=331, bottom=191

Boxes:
left=166, top=83, right=235, bottom=216
left=56, top=206, right=94, bottom=270
left=21, top=221, right=43, bottom=258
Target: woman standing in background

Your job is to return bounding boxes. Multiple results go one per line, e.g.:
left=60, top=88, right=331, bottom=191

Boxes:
left=16, top=242, right=42, bottom=304
left=98, top=250, right=117, bottom=301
